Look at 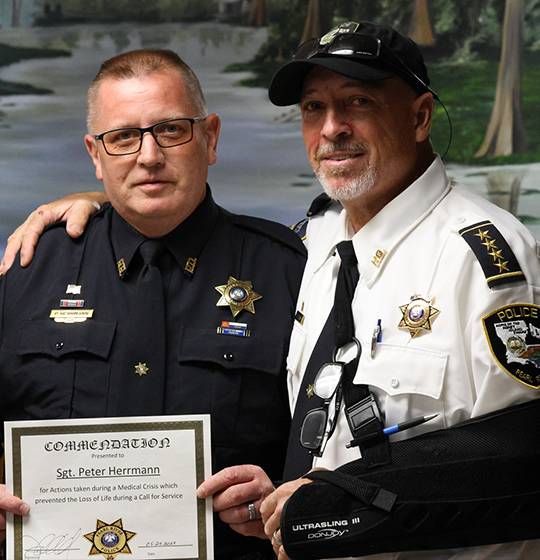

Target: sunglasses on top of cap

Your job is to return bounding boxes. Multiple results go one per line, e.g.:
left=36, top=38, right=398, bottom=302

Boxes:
left=294, top=32, right=438, bottom=100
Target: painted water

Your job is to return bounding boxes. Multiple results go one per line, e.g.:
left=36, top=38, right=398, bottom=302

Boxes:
left=1, top=22, right=540, bottom=254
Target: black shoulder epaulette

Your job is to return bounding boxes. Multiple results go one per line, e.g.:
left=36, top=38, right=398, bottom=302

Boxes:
left=459, top=220, right=526, bottom=288
left=290, top=193, right=336, bottom=240
left=307, top=193, right=333, bottom=217
left=227, top=212, right=306, bottom=257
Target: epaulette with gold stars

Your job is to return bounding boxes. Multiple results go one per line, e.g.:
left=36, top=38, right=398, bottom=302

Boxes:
left=459, top=220, right=525, bottom=288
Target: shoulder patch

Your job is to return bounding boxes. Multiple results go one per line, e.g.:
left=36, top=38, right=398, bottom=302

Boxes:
left=459, top=220, right=525, bottom=288
left=227, top=213, right=306, bottom=257
left=291, top=217, right=309, bottom=241
left=483, top=303, right=540, bottom=389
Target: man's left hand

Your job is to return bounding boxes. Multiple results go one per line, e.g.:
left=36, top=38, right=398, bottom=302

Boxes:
left=260, top=477, right=313, bottom=559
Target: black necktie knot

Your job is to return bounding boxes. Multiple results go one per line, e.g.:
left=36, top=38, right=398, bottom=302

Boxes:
left=139, top=239, right=166, bottom=267
left=337, top=240, right=357, bottom=269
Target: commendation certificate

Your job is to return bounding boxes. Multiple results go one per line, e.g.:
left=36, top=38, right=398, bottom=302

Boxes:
left=4, top=415, right=213, bottom=560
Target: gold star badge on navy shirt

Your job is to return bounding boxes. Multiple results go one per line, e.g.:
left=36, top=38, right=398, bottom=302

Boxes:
left=215, top=276, right=262, bottom=317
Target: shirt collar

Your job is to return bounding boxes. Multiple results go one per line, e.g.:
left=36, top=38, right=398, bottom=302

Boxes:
left=310, top=156, right=451, bottom=286
left=353, top=156, right=450, bottom=286
left=111, top=185, right=220, bottom=280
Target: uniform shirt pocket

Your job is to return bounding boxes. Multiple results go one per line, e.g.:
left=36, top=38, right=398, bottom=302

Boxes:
left=0, top=319, right=116, bottom=421
left=357, top=343, right=448, bottom=400
left=176, top=327, right=288, bottom=450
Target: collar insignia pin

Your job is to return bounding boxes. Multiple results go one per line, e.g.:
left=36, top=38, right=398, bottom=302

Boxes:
left=398, top=294, right=440, bottom=338
left=215, top=276, right=262, bottom=317
left=185, top=257, right=197, bottom=274
left=117, top=259, right=126, bottom=277
left=306, top=384, right=315, bottom=398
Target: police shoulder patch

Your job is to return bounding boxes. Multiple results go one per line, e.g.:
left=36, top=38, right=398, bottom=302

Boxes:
left=482, top=303, right=540, bottom=389
left=459, top=221, right=525, bottom=288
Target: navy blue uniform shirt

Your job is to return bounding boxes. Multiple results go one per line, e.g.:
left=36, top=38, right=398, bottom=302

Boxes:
left=0, top=187, right=306, bottom=559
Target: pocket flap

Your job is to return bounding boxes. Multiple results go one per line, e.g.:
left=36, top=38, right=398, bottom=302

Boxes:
left=177, top=327, right=284, bottom=375
left=356, top=344, right=448, bottom=399
left=17, top=320, right=116, bottom=359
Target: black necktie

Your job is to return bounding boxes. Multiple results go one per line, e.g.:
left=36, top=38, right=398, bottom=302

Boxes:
left=334, top=240, right=360, bottom=347
left=283, top=241, right=360, bottom=480
left=114, top=239, right=167, bottom=416
left=334, top=242, right=391, bottom=468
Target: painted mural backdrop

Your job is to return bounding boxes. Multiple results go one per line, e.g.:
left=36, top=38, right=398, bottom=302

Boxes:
left=1, top=0, right=540, bottom=248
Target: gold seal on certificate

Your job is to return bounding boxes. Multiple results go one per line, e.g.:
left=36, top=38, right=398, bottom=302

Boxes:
left=84, top=518, right=136, bottom=559
left=4, top=415, right=213, bottom=560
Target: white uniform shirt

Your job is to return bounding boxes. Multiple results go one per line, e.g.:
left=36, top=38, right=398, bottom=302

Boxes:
left=286, top=157, right=540, bottom=559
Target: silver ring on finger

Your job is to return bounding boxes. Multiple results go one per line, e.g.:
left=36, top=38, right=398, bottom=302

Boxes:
left=247, top=502, right=256, bottom=521
left=273, top=529, right=282, bottom=546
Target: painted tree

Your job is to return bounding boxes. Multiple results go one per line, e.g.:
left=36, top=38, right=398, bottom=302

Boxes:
left=300, top=0, right=333, bottom=44
left=12, top=0, right=23, bottom=26
left=247, top=0, right=267, bottom=27
left=475, top=0, right=530, bottom=157
left=408, top=0, right=436, bottom=46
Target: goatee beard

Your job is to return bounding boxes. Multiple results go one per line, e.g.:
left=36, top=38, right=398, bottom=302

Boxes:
left=314, top=141, right=377, bottom=201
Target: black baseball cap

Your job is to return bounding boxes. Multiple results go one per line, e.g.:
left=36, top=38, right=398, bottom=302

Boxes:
left=268, top=21, right=435, bottom=106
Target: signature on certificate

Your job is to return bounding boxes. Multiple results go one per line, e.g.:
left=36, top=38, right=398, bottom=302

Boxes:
left=23, top=529, right=82, bottom=559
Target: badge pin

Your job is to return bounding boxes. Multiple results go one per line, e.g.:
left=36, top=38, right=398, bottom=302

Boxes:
left=185, top=257, right=197, bottom=274
left=60, top=299, right=85, bottom=308
left=306, top=384, right=315, bottom=398
left=50, top=309, right=94, bottom=323
left=135, top=362, right=149, bottom=376
left=66, top=284, right=82, bottom=295
left=398, top=294, right=440, bottom=338
left=217, top=321, right=251, bottom=337
left=117, top=259, right=127, bottom=277
left=215, top=276, right=262, bottom=317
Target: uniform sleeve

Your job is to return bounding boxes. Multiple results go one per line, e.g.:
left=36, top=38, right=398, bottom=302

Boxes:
left=467, top=282, right=540, bottom=417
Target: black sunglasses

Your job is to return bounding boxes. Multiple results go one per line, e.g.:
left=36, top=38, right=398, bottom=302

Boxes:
left=294, top=32, right=438, bottom=101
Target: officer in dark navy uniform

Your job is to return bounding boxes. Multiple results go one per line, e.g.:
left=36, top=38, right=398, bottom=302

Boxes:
left=0, top=49, right=305, bottom=560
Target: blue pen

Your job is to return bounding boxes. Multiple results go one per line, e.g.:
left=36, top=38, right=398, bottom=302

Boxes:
left=370, top=319, right=382, bottom=359
left=383, top=413, right=438, bottom=436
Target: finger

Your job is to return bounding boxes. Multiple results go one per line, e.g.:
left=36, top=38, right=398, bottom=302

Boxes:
left=228, top=520, right=267, bottom=540
left=0, top=223, right=27, bottom=274
left=0, top=486, right=30, bottom=516
left=217, top=499, right=263, bottom=525
left=197, top=465, right=258, bottom=498
left=271, top=528, right=282, bottom=556
left=18, top=208, right=50, bottom=268
left=65, top=200, right=102, bottom=239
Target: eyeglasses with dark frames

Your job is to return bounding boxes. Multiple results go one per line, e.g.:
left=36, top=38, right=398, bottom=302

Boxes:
left=300, top=338, right=361, bottom=457
left=94, top=117, right=207, bottom=156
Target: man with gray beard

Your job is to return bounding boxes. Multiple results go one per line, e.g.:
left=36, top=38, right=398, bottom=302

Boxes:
left=3, top=21, right=540, bottom=560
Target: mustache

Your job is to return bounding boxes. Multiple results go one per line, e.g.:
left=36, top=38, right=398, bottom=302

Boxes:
left=315, top=141, right=367, bottom=161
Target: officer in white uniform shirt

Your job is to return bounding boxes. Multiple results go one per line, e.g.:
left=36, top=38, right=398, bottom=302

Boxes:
left=2, top=20, right=540, bottom=560
left=257, top=20, right=540, bottom=560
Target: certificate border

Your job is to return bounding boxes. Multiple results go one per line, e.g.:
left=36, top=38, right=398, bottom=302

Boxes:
left=10, top=420, right=208, bottom=560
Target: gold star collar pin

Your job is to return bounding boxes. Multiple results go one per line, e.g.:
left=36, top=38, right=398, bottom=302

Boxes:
left=215, top=276, right=262, bottom=317
left=398, top=294, right=440, bottom=338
